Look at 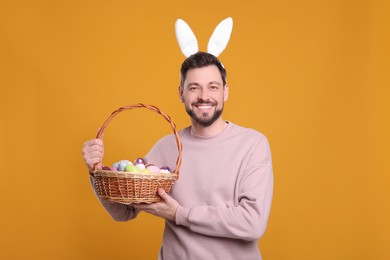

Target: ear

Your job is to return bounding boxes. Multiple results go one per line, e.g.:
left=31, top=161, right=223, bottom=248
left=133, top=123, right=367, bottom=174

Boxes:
left=178, top=86, right=184, bottom=103
left=175, top=19, right=199, bottom=57
left=224, top=84, right=229, bottom=102
left=207, top=17, right=233, bottom=57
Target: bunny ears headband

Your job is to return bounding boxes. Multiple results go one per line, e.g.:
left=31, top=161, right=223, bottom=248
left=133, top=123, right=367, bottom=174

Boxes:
left=175, top=17, right=233, bottom=57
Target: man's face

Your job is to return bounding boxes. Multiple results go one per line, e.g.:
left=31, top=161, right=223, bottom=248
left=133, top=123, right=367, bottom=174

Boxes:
left=179, top=65, right=229, bottom=127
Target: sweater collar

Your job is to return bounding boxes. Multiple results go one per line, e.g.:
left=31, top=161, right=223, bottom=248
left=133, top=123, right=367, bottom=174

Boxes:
left=184, top=121, right=234, bottom=142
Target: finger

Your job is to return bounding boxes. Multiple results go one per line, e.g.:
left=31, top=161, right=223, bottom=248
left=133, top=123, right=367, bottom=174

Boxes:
left=84, top=138, right=103, bottom=147
left=83, top=139, right=97, bottom=147
left=133, top=203, right=154, bottom=210
left=84, top=151, right=103, bottom=160
left=85, top=157, right=102, bottom=165
left=90, top=162, right=102, bottom=171
left=82, top=142, right=103, bottom=153
left=86, top=161, right=102, bottom=171
left=89, top=145, right=104, bottom=153
left=157, top=188, right=170, bottom=202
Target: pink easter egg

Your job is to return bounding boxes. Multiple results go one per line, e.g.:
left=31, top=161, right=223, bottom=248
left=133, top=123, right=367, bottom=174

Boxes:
left=146, top=165, right=160, bottom=173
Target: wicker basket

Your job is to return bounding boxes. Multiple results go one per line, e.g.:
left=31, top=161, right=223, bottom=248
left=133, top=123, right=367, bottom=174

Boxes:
left=91, top=103, right=182, bottom=204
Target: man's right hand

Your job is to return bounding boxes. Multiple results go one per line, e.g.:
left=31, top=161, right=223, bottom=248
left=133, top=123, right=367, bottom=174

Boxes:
left=82, top=139, right=104, bottom=173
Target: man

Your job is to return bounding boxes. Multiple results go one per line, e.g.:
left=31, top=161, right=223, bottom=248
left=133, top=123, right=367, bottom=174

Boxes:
left=82, top=52, right=273, bottom=259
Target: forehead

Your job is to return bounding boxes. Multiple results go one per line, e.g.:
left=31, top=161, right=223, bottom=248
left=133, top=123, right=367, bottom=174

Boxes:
left=184, top=65, right=223, bottom=85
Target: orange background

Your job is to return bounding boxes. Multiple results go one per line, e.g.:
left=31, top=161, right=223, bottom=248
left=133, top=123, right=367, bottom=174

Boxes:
left=1, top=0, right=389, bottom=259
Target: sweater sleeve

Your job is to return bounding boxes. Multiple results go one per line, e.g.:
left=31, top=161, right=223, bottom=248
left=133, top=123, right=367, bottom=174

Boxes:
left=90, top=176, right=140, bottom=222
left=175, top=139, right=274, bottom=241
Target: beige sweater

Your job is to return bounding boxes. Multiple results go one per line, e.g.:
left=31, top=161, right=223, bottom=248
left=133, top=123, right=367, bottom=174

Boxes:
left=98, top=122, right=273, bottom=260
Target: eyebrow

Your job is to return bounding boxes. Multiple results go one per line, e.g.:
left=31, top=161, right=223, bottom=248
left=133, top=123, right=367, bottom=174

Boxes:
left=186, top=81, right=222, bottom=87
left=208, top=81, right=222, bottom=86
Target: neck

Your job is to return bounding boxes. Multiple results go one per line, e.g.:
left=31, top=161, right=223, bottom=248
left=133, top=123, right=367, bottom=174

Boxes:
left=190, top=118, right=228, bottom=137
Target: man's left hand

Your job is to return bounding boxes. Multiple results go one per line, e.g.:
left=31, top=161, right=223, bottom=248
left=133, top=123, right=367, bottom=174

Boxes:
left=133, top=188, right=179, bottom=222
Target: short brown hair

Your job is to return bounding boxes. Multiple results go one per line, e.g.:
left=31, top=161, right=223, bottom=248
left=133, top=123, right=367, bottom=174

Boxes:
left=180, top=52, right=227, bottom=87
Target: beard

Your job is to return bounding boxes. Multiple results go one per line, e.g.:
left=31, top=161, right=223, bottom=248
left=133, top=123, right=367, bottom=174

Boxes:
left=185, top=100, right=224, bottom=127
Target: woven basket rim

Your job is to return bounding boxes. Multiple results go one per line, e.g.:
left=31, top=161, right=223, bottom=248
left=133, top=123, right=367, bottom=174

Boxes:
left=93, top=169, right=178, bottom=178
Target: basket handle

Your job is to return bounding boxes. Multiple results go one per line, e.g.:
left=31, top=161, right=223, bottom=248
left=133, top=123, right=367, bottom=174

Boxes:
left=93, top=103, right=182, bottom=178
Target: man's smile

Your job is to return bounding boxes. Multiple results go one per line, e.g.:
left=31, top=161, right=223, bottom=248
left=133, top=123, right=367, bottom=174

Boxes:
left=192, top=101, right=216, bottom=112
left=196, top=105, right=213, bottom=110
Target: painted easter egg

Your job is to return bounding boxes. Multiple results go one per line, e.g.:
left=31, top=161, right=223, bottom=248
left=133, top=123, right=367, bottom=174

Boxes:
left=160, top=166, right=172, bottom=174
left=146, top=165, right=160, bottom=173
left=134, top=158, right=147, bottom=165
left=125, top=164, right=141, bottom=173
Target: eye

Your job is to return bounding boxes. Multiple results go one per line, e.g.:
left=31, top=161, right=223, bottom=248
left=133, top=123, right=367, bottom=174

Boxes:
left=188, top=85, right=200, bottom=91
left=210, top=85, right=219, bottom=90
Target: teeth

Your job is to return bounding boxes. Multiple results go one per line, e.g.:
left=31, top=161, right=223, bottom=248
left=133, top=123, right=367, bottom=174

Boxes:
left=198, top=105, right=212, bottom=109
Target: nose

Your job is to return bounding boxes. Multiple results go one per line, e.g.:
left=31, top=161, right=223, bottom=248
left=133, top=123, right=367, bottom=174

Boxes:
left=199, top=88, right=210, bottom=101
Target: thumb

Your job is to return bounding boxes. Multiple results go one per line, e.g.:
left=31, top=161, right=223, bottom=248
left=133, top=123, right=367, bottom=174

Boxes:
left=158, top=188, right=170, bottom=201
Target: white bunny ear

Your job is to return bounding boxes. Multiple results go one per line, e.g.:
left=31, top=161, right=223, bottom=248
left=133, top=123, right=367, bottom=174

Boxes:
left=175, top=19, right=199, bottom=57
left=207, top=17, right=233, bottom=57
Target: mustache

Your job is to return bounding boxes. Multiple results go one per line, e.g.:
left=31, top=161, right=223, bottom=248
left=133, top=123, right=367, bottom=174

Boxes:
left=192, top=99, right=216, bottom=106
